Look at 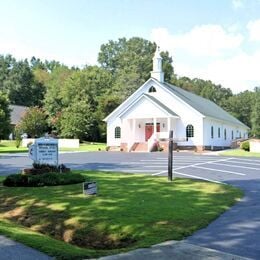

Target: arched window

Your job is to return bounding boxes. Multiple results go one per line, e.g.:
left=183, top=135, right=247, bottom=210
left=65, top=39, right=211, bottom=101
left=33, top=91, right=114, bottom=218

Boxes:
left=224, top=129, right=227, bottom=140
left=211, top=126, right=214, bottom=139
left=186, top=124, right=194, bottom=138
left=114, top=127, right=121, bottom=139
left=148, top=86, right=156, bottom=93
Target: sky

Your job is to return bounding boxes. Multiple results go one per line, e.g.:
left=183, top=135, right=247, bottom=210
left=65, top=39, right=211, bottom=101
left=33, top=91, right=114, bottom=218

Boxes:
left=0, top=0, right=260, bottom=93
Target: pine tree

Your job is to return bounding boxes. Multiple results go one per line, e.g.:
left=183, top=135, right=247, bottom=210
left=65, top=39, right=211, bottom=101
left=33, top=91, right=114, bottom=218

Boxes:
left=251, top=88, right=260, bottom=138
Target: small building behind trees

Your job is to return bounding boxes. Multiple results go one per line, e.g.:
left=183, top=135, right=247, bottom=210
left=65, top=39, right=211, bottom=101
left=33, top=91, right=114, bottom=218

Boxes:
left=9, top=105, right=27, bottom=139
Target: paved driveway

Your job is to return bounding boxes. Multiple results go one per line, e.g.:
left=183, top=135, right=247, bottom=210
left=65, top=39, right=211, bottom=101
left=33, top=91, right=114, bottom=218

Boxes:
left=0, top=151, right=260, bottom=259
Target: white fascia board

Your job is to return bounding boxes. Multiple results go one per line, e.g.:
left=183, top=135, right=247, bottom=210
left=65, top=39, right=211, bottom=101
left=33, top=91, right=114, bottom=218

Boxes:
left=155, top=80, right=205, bottom=118
left=118, top=94, right=179, bottom=119
left=103, top=78, right=155, bottom=122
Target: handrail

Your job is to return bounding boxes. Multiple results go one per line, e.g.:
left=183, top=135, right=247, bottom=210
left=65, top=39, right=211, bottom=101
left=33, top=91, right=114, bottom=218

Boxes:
left=147, top=133, right=159, bottom=152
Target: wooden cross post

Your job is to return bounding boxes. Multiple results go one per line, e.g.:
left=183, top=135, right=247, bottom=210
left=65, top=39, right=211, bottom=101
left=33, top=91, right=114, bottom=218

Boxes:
left=168, top=130, right=173, bottom=181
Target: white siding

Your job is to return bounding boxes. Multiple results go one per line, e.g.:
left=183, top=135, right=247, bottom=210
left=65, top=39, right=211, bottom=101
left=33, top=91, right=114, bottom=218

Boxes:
left=203, top=118, right=249, bottom=147
left=107, top=118, right=122, bottom=146
left=106, top=78, right=249, bottom=149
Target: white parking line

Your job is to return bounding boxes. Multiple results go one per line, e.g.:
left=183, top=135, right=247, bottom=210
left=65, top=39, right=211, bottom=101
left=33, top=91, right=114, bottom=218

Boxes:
left=228, top=160, right=260, bottom=166
left=231, top=158, right=260, bottom=163
left=102, top=169, right=158, bottom=173
left=155, top=157, right=223, bottom=161
left=152, top=158, right=233, bottom=176
left=152, top=171, right=167, bottom=176
left=174, top=171, right=224, bottom=184
left=153, top=170, right=167, bottom=175
left=192, top=165, right=246, bottom=176
left=209, top=162, right=260, bottom=170
left=144, top=165, right=168, bottom=168
left=174, top=157, right=233, bottom=171
left=121, top=161, right=191, bottom=165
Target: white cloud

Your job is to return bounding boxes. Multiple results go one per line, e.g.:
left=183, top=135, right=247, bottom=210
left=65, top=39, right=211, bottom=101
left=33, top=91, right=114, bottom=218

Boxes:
left=247, top=19, right=260, bottom=41
left=0, top=28, right=97, bottom=67
left=150, top=25, right=260, bottom=93
left=232, top=0, right=244, bottom=9
left=177, top=51, right=260, bottom=93
left=151, top=25, right=243, bottom=57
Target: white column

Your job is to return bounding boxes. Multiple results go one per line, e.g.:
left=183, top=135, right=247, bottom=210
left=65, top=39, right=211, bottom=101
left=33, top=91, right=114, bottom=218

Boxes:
left=153, top=118, right=157, bottom=137
left=133, top=118, right=136, bottom=142
left=167, top=117, right=171, bottom=133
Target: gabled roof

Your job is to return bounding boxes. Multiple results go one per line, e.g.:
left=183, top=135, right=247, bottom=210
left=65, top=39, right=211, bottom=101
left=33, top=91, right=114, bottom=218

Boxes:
left=105, top=77, right=249, bottom=129
left=155, top=80, right=248, bottom=128
left=10, top=105, right=27, bottom=125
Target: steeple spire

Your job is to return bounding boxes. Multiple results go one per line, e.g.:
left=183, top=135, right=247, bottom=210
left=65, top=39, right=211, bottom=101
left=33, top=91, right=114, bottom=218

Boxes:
left=151, top=46, right=164, bottom=83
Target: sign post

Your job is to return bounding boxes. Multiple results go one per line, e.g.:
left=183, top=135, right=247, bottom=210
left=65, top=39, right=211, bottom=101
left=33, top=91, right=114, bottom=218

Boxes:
left=168, top=130, right=173, bottom=181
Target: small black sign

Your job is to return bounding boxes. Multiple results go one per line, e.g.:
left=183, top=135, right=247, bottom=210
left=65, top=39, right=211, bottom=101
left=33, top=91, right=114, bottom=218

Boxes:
left=83, top=182, right=97, bottom=195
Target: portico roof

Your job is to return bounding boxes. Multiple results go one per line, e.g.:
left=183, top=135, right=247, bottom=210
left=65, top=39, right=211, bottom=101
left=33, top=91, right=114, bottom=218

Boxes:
left=118, top=93, right=179, bottom=119
left=143, top=94, right=178, bottom=117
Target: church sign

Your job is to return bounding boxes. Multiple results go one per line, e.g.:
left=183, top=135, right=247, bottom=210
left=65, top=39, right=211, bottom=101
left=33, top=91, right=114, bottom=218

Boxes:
left=83, top=181, right=97, bottom=195
left=29, top=138, right=58, bottom=166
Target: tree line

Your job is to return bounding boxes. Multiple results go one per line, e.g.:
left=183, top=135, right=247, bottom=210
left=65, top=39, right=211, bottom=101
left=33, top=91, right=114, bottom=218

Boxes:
left=0, top=37, right=259, bottom=141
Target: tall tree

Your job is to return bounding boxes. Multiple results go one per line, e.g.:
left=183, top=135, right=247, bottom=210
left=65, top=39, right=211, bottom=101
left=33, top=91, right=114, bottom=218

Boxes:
left=0, top=91, right=11, bottom=140
left=223, top=91, right=254, bottom=128
left=60, top=66, right=113, bottom=140
left=59, top=100, right=93, bottom=140
left=0, top=55, right=45, bottom=106
left=251, top=87, right=260, bottom=137
left=16, top=107, right=48, bottom=138
left=98, top=37, right=174, bottom=100
left=44, top=65, right=72, bottom=119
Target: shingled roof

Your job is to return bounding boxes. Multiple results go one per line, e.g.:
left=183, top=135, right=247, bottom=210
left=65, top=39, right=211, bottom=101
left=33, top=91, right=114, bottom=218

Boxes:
left=10, top=105, right=27, bottom=125
left=158, top=81, right=249, bottom=128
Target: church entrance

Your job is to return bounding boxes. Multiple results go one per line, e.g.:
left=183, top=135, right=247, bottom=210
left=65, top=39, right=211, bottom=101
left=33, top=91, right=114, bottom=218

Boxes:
left=145, top=123, right=160, bottom=141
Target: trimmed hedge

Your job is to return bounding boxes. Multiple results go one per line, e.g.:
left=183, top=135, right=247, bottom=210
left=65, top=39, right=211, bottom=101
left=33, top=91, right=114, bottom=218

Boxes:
left=22, top=163, right=70, bottom=175
left=240, top=141, right=250, bottom=151
left=3, top=172, right=86, bottom=187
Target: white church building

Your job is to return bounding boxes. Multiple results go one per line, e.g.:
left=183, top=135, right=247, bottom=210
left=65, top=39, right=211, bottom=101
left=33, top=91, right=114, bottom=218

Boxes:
left=104, top=47, right=249, bottom=152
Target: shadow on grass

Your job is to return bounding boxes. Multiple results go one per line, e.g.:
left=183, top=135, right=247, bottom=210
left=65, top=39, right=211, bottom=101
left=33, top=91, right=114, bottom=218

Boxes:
left=0, top=171, right=242, bottom=259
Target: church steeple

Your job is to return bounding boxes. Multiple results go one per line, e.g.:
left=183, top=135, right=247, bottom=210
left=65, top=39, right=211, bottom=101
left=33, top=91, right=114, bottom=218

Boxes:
left=151, top=46, right=164, bottom=83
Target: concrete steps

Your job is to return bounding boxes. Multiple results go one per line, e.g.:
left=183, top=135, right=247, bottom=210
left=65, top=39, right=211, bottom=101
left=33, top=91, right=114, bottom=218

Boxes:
left=131, top=142, right=148, bottom=152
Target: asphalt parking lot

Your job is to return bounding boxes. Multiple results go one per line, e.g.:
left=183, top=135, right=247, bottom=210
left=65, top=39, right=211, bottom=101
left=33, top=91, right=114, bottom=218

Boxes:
left=0, top=151, right=260, bottom=259
left=1, top=152, right=260, bottom=185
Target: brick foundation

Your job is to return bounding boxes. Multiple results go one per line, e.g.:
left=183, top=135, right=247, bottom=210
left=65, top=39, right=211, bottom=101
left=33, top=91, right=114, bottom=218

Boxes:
left=120, top=143, right=128, bottom=152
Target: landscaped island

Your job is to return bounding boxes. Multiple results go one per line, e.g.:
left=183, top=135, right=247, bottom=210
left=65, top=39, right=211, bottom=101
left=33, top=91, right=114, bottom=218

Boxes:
left=0, top=171, right=242, bottom=259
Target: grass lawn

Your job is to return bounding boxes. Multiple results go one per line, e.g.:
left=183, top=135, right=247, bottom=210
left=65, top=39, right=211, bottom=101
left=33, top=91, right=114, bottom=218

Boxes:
left=0, top=140, right=28, bottom=153
left=0, top=171, right=242, bottom=259
left=0, top=140, right=106, bottom=154
left=60, top=142, right=106, bottom=152
left=220, top=148, right=260, bottom=157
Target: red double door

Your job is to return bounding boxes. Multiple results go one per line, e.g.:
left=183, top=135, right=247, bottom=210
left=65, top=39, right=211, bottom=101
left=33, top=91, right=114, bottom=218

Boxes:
left=145, top=123, right=160, bottom=141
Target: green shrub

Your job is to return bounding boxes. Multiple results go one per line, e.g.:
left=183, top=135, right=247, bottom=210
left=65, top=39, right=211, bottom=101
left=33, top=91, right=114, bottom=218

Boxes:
left=240, top=141, right=250, bottom=151
left=32, top=163, right=70, bottom=173
left=3, top=172, right=86, bottom=187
